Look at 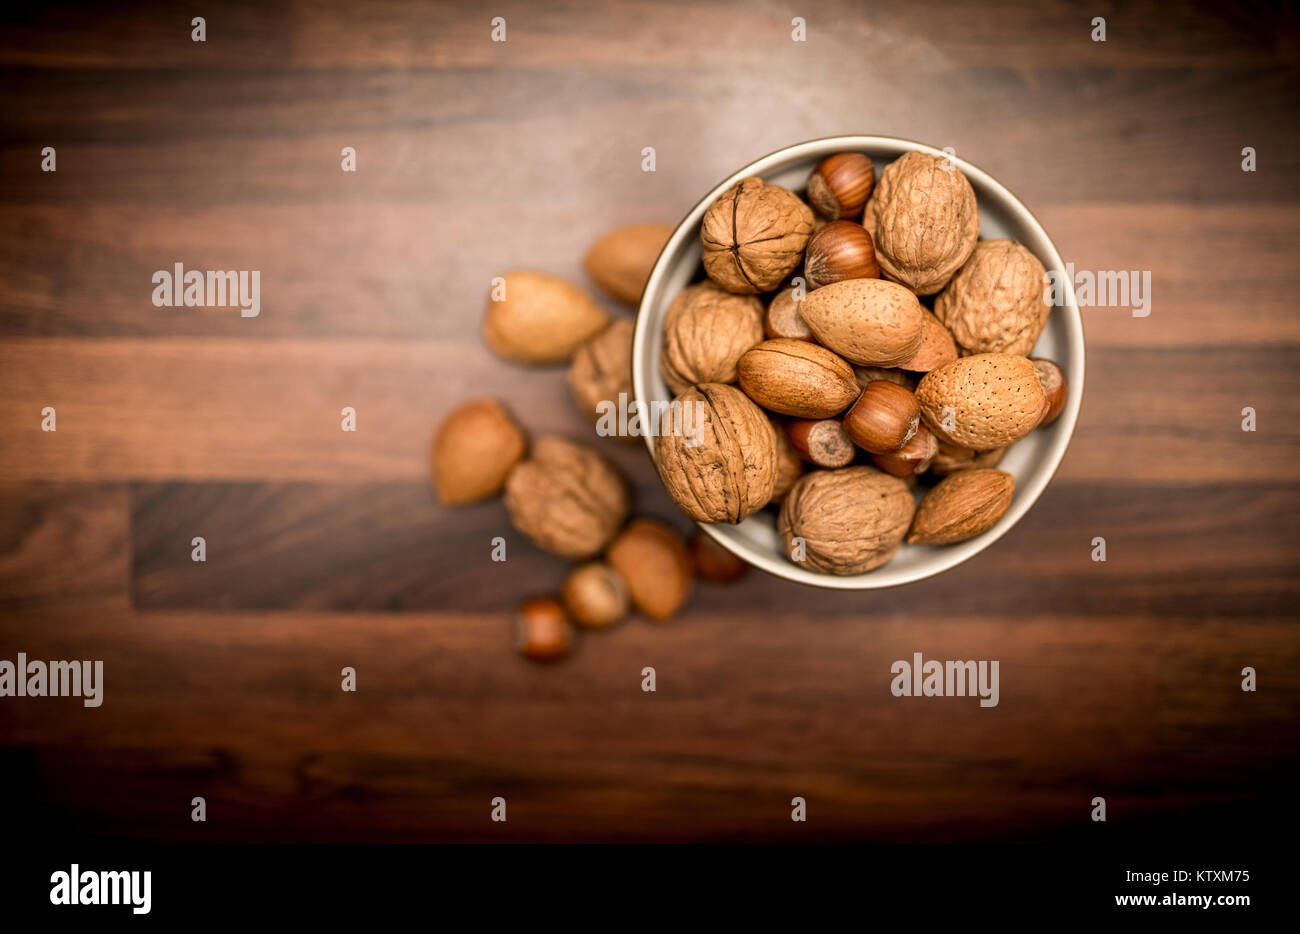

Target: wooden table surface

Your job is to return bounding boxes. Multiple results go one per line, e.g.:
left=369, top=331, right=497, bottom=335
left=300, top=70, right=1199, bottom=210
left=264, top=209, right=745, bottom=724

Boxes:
left=1, top=0, right=1297, bottom=843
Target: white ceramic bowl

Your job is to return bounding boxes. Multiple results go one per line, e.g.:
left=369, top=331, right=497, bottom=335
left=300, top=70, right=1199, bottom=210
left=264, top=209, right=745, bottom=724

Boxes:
left=633, top=136, right=1084, bottom=589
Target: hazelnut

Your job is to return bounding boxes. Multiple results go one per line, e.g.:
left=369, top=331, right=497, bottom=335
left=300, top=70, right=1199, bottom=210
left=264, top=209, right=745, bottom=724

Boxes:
left=606, top=518, right=693, bottom=621
left=778, top=466, right=914, bottom=575
left=561, top=562, right=629, bottom=629
left=660, top=281, right=764, bottom=394
left=431, top=398, right=528, bottom=505
left=843, top=381, right=920, bottom=454
left=701, top=177, right=814, bottom=293
left=872, top=423, right=939, bottom=477
left=584, top=223, right=673, bottom=306
left=737, top=339, right=859, bottom=418
left=504, top=437, right=629, bottom=559
left=568, top=319, right=634, bottom=426
left=1032, top=358, right=1067, bottom=427
left=689, top=532, right=749, bottom=584
left=764, top=285, right=814, bottom=341
left=806, top=152, right=875, bottom=220
left=655, top=383, right=777, bottom=523
left=515, top=597, right=574, bottom=662
left=804, top=220, right=880, bottom=289
left=786, top=418, right=856, bottom=468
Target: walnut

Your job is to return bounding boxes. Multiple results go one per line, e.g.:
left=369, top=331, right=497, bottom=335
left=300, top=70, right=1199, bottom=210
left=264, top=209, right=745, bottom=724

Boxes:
left=568, top=319, right=634, bottom=424
left=777, top=466, right=915, bottom=575
left=654, top=383, right=777, bottom=523
left=504, top=437, right=629, bottom=559
left=659, top=281, right=764, bottom=394
left=865, top=152, right=979, bottom=295
left=701, top=177, right=814, bottom=294
left=934, top=240, right=1050, bottom=355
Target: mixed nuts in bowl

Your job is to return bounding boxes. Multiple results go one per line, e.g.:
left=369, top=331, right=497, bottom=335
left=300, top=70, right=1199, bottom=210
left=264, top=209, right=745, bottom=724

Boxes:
left=633, top=136, right=1084, bottom=589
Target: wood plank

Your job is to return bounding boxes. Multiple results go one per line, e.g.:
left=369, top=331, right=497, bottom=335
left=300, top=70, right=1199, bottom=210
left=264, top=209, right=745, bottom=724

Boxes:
left=0, top=483, right=129, bottom=610
left=0, top=202, right=1293, bottom=345
left=0, top=1, right=1290, bottom=71
left=0, top=66, right=1295, bottom=208
left=128, top=479, right=1300, bottom=619
left=2, top=608, right=1295, bottom=841
left=1, top=339, right=1296, bottom=484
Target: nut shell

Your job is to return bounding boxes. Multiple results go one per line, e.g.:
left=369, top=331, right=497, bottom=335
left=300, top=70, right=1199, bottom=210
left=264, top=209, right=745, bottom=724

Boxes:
left=866, top=151, right=979, bottom=295
left=689, top=532, right=750, bottom=583
left=432, top=399, right=528, bottom=505
left=930, top=442, right=1007, bottom=477
left=900, top=309, right=959, bottom=373
left=872, top=424, right=939, bottom=477
left=504, top=436, right=629, bottom=559
left=606, top=518, right=694, bottom=621
left=655, top=383, right=777, bottom=523
left=1032, top=358, right=1067, bottom=427
left=701, top=177, right=814, bottom=294
left=843, top=381, right=921, bottom=454
left=515, top=597, right=574, bottom=662
left=935, top=240, right=1050, bottom=355
left=483, top=271, right=610, bottom=364
left=765, top=285, right=815, bottom=341
left=738, top=339, right=860, bottom=418
left=908, top=468, right=1015, bottom=545
left=798, top=278, right=925, bottom=367
left=660, top=281, right=765, bottom=395
left=916, top=354, right=1048, bottom=451
left=561, top=562, right=629, bottom=629
left=806, top=152, right=875, bottom=220
left=804, top=220, right=880, bottom=289
left=584, top=223, right=673, bottom=305
left=568, top=319, right=634, bottom=426
left=770, top=417, right=805, bottom=501
left=777, top=466, right=915, bottom=575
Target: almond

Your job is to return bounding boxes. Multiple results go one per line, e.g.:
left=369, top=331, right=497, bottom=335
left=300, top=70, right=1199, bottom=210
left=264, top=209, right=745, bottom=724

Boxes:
left=737, top=339, right=859, bottom=418
left=606, top=518, right=693, bottom=621
left=431, top=399, right=528, bottom=505
left=907, top=468, right=1015, bottom=545
left=900, top=308, right=958, bottom=372
left=584, top=223, right=674, bottom=306
left=796, top=278, right=924, bottom=367
left=483, top=270, right=610, bottom=365
left=916, top=353, right=1047, bottom=451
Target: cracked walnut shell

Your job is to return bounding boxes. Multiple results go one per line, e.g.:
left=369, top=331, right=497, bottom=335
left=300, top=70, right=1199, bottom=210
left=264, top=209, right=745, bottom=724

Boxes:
left=504, top=436, right=629, bottom=559
left=935, top=239, right=1051, bottom=356
left=660, top=281, right=765, bottom=395
left=777, top=466, right=915, bottom=575
left=701, top=177, right=814, bottom=294
left=865, top=151, right=979, bottom=295
left=654, top=383, right=777, bottom=523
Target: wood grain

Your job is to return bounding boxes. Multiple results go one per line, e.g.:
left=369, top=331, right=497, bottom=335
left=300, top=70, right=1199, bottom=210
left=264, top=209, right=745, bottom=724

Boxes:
left=0, top=0, right=1297, bottom=844
left=1, top=340, right=1297, bottom=483
left=3, top=607, right=1295, bottom=842
left=126, top=480, right=1300, bottom=620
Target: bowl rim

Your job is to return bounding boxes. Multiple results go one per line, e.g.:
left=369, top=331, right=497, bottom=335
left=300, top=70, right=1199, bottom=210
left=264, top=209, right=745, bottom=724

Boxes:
left=633, top=134, right=1084, bottom=590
